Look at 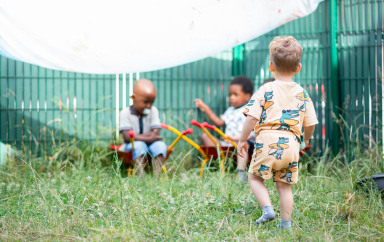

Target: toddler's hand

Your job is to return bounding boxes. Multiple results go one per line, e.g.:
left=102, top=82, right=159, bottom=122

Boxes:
left=154, top=135, right=163, bottom=141
left=195, top=99, right=208, bottom=112
left=149, top=132, right=163, bottom=141
left=237, top=140, right=248, bottom=158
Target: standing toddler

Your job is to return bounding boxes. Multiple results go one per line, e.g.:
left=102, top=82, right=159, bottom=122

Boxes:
left=238, top=36, right=318, bottom=228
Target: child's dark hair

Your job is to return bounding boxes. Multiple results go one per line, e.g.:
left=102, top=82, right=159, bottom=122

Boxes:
left=230, top=76, right=254, bottom=95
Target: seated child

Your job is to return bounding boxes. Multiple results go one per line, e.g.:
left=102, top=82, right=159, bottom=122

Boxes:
left=119, top=79, right=167, bottom=176
left=238, top=36, right=318, bottom=228
left=195, top=75, right=255, bottom=183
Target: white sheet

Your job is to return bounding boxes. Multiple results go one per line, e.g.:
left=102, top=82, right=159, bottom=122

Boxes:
left=0, top=0, right=322, bottom=74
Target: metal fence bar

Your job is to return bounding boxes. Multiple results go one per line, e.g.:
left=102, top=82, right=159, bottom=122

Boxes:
left=330, top=0, right=341, bottom=155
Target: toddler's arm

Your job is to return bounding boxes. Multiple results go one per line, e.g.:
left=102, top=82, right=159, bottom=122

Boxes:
left=303, top=125, right=316, bottom=146
left=227, top=133, right=255, bottom=143
left=195, top=98, right=225, bottom=127
left=122, top=128, right=162, bottom=144
left=237, top=116, right=259, bottom=158
left=226, top=135, right=239, bottom=143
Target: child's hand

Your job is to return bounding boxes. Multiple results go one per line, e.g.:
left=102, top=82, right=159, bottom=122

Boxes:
left=149, top=133, right=163, bottom=142
left=237, top=140, right=248, bottom=158
left=195, top=99, right=208, bottom=112
left=143, top=131, right=163, bottom=143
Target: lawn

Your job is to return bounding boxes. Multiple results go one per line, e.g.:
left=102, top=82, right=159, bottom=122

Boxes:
left=0, top=144, right=383, bottom=240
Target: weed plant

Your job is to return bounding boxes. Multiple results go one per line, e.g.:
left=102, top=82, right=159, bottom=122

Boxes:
left=0, top=140, right=383, bottom=240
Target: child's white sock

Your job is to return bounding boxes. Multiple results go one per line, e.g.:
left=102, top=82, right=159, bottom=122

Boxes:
left=277, top=219, right=291, bottom=228
left=256, top=205, right=275, bottom=224
left=237, top=170, right=247, bottom=183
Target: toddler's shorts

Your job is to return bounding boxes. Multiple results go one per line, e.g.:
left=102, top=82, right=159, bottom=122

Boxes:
left=249, top=130, right=300, bottom=184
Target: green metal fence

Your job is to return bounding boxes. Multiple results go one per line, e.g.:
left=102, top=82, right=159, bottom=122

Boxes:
left=243, top=3, right=335, bottom=152
left=337, top=0, right=383, bottom=153
left=0, top=52, right=234, bottom=156
left=0, top=0, right=383, bottom=157
left=243, top=0, right=383, bottom=154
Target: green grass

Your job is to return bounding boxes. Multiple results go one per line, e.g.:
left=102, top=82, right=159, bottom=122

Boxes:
left=0, top=143, right=383, bottom=240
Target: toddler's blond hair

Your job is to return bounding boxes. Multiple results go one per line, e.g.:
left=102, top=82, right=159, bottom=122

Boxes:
left=269, top=36, right=302, bottom=73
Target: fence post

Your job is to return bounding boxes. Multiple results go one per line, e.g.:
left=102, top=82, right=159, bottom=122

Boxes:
left=115, top=74, right=120, bottom=140
left=330, top=0, right=341, bottom=156
left=232, top=44, right=245, bottom=76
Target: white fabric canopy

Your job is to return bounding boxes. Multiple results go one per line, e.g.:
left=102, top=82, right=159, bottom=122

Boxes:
left=0, top=0, right=322, bottom=74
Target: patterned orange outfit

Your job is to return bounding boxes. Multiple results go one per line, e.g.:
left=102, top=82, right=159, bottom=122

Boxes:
left=244, top=80, right=318, bottom=184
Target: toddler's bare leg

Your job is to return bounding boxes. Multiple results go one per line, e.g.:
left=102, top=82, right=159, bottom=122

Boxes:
left=249, top=173, right=275, bottom=224
left=249, top=173, right=271, bottom=206
left=134, top=156, right=146, bottom=177
left=237, top=152, right=248, bottom=170
left=275, top=181, right=293, bottom=228
left=276, top=181, right=293, bottom=220
left=153, top=155, right=165, bottom=176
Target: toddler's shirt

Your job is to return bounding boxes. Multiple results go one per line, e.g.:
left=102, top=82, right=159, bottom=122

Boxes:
left=119, top=106, right=161, bottom=145
left=221, top=105, right=247, bottom=137
left=243, top=80, right=318, bottom=139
